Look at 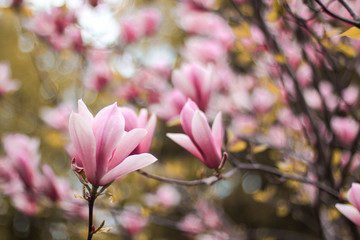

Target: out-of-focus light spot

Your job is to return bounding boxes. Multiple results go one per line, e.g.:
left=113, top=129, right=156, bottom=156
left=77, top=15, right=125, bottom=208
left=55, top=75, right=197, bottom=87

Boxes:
left=50, top=223, right=68, bottom=240
left=57, top=54, right=79, bottom=75
left=36, top=51, right=55, bottom=71
left=142, top=44, right=176, bottom=68
left=18, top=33, right=34, bottom=52
left=211, top=181, right=233, bottom=198
left=0, top=0, right=11, bottom=7
left=242, top=173, right=261, bottom=194
left=13, top=215, right=30, bottom=235
left=113, top=53, right=135, bottom=78
left=78, top=5, right=119, bottom=48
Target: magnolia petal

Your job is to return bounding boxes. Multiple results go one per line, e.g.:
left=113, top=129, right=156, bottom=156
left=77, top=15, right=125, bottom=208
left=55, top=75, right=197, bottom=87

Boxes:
left=180, top=99, right=198, bottom=138
left=336, top=203, right=360, bottom=226
left=211, top=112, right=223, bottom=151
left=138, top=113, right=157, bottom=153
left=93, top=103, right=125, bottom=181
left=68, top=113, right=96, bottom=184
left=119, top=107, right=138, bottom=131
left=167, top=133, right=204, bottom=162
left=348, top=183, right=360, bottom=211
left=77, top=99, right=94, bottom=123
left=172, top=69, right=197, bottom=102
left=108, top=128, right=147, bottom=170
left=99, top=153, right=157, bottom=186
left=192, top=110, right=221, bottom=169
left=138, top=109, right=148, bottom=128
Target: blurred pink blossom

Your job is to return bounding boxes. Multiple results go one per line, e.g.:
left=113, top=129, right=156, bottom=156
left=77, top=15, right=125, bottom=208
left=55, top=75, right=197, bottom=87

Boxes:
left=178, top=213, right=205, bottom=235
left=0, top=62, right=19, bottom=95
left=172, top=63, right=214, bottom=111
left=155, top=184, right=181, bottom=208
left=118, top=207, right=148, bottom=235
left=331, top=117, right=359, bottom=146
left=3, top=134, right=40, bottom=191
left=250, top=87, right=276, bottom=114
left=40, top=101, right=74, bottom=131
left=151, top=89, right=187, bottom=122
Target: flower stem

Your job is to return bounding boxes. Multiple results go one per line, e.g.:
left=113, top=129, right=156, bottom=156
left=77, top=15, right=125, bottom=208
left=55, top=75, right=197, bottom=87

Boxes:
left=87, top=186, right=98, bottom=240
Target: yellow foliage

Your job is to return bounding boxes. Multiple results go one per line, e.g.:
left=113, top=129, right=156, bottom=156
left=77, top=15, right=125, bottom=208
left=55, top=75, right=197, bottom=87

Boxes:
left=240, top=3, right=253, bottom=17
left=267, top=0, right=280, bottom=22
left=328, top=206, right=341, bottom=221
left=274, top=54, right=287, bottom=64
left=234, top=23, right=251, bottom=38
left=253, top=186, right=276, bottom=202
left=228, top=141, right=247, bottom=152
left=337, top=42, right=357, bottom=58
left=45, top=130, right=64, bottom=148
left=276, top=203, right=290, bottom=217
left=340, top=27, right=360, bottom=39
left=252, top=144, right=269, bottom=154
left=332, top=149, right=342, bottom=166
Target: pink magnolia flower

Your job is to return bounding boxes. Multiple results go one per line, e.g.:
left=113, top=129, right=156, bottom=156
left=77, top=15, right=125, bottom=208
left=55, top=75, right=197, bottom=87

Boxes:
left=2, top=134, right=40, bottom=191
left=172, top=63, right=214, bottom=111
left=331, top=117, right=359, bottom=146
left=118, top=206, right=148, bottom=235
left=40, top=101, right=74, bottom=131
left=151, top=89, right=187, bottom=122
left=178, top=213, right=205, bottom=235
left=250, top=87, right=276, bottom=114
left=118, top=107, right=157, bottom=154
left=155, top=184, right=181, bottom=208
left=69, top=100, right=157, bottom=186
left=167, top=99, right=223, bottom=169
left=0, top=62, right=19, bottom=95
left=336, top=183, right=360, bottom=226
left=40, top=164, right=69, bottom=202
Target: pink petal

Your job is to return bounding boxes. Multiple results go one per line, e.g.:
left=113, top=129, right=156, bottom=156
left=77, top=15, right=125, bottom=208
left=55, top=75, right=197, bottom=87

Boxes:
left=138, top=113, right=157, bottom=153
left=348, top=183, right=360, bottom=211
left=172, top=68, right=197, bottom=102
left=119, top=107, right=139, bottom=131
left=211, top=112, right=223, bottom=151
left=166, top=133, right=204, bottom=162
left=99, top=153, right=157, bottom=185
left=92, top=103, right=125, bottom=181
left=192, top=110, right=221, bottom=169
left=77, top=99, right=94, bottom=123
left=180, top=99, right=199, bottom=138
left=336, top=203, right=360, bottom=226
left=68, top=113, right=96, bottom=184
left=108, top=128, right=148, bottom=170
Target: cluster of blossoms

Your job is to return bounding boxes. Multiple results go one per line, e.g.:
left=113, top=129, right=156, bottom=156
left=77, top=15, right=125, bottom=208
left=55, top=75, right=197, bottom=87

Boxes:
left=0, top=134, right=86, bottom=218
left=2, top=0, right=360, bottom=239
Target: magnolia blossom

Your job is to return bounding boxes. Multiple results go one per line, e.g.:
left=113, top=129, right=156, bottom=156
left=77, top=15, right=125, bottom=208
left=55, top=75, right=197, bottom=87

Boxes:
left=40, top=102, right=74, bottom=131
left=172, top=63, right=214, bottom=111
left=167, top=99, right=223, bottom=169
left=69, top=100, right=157, bottom=186
left=331, top=117, right=359, bottom=146
left=336, top=183, right=360, bottom=226
left=151, top=89, right=187, bottom=122
left=118, top=206, right=148, bottom=235
left=0, top=62, right=19, bottom=95
left=250, top=87, right=276, bottom=114
left=118, top=107, right=157, bottom=154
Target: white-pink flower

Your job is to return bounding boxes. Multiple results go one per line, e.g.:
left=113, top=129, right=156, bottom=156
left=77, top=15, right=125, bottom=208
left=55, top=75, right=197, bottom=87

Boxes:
left=69, top=100, right=157, bottom=186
